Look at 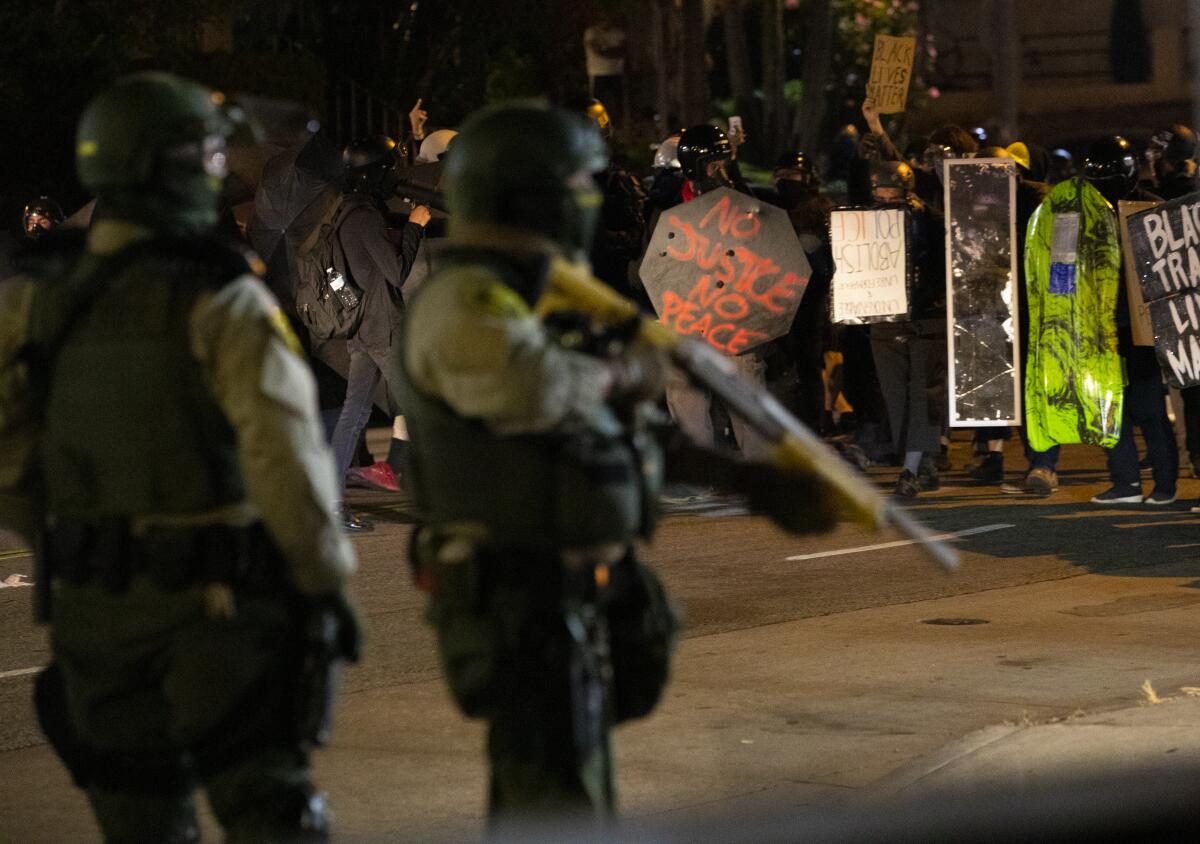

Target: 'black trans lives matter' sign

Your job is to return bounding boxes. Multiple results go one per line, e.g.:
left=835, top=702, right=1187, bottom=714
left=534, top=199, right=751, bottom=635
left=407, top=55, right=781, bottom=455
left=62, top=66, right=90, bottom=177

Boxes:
left=1128, top=193, right=1200, bottom=388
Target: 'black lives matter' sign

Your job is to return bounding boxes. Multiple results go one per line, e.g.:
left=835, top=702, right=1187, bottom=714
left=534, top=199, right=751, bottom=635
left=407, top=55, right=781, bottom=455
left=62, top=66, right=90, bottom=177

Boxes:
left=1127, top=192, right=1200, bottom=388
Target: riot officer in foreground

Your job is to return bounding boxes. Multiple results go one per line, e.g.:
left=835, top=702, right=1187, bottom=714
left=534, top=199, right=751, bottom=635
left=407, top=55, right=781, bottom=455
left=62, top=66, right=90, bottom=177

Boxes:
left=0, top=72, right=359, bottom=841
left=400, top=101, right=836, bottom=827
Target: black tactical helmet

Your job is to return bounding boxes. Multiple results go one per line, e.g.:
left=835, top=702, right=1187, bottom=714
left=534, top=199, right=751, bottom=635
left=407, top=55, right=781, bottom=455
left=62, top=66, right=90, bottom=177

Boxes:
left=773, top=151, right=819, bottom=185
left=677, top=124, right=733, bottom=182
left=22, top=196, right=64, bottom=239
left=1147, top=124, right=1197, bottom=165
left=343, top=135, right=401, bottom=197
left=870, top=160, right=916, bottom=193
left=76, top=72, right=233, bottom=234
left=445, top=101, right=607, bottom=258
left=1083, top=136, right=1139, bottom=201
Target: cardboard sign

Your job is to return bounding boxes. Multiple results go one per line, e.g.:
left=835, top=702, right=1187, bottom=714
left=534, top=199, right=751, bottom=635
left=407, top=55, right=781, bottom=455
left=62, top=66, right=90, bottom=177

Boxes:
left=866, top=34, right=916, bottom=114
left=1117, top=200, right=1159, bottom=347
left=639, top=187, right=812, bottom=355
left=944, top=158, right=1020, bottom=426
left=1127, top=192, right=1200, bottom=387
left=830, top=207, right=909, bottom=324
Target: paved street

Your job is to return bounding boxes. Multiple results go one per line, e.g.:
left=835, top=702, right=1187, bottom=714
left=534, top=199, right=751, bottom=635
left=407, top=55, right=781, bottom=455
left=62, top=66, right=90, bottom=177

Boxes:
left=2, top=434, right=1200, bottom=841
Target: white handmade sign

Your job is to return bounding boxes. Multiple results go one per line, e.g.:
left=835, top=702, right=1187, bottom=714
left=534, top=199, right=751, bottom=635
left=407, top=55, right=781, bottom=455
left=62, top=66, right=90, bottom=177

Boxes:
left=830, top=207, right=909, bottom=324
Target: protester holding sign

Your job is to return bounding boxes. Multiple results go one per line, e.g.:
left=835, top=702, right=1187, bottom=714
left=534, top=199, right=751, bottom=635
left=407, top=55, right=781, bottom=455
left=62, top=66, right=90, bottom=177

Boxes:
left=1082, top=137, right=1177, bottom=505
left=645, top=125, right=804, bottom=460
left=1143, top=125, right=1200, bottom=481
left=862, top=160, right=947, bottom=498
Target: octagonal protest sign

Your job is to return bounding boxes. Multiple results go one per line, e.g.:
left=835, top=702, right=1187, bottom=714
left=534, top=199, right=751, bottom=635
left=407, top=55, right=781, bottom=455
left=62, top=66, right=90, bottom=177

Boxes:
left=638, top=187, right=811, bottom=356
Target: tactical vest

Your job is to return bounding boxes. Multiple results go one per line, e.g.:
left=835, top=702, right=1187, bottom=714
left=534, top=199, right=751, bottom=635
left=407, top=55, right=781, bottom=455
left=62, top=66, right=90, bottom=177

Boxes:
left=27, top=236, right=248, bottom=519
left=399, top=263, right=662, bottom=549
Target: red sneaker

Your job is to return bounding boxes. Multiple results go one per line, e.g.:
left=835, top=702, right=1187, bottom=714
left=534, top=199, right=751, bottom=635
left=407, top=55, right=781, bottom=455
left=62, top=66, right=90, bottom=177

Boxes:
left=346, top=461, right=401, bottom=492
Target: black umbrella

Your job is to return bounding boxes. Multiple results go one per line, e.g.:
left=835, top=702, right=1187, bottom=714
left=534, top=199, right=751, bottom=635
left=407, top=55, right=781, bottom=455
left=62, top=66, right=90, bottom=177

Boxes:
left=247, top=131, right=344, bottom=316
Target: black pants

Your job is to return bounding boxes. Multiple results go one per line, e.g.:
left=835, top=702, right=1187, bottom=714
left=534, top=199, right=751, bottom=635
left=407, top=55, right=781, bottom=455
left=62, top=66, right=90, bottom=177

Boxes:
left=1181, top=386, right=1200, bottom=466
left=1106, top=349, right=1178, bottom=492
left=870, top=320, right=946, bottom=456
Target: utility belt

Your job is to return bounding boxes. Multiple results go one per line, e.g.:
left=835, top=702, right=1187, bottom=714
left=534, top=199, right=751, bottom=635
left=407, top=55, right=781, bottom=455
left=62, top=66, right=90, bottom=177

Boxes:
left=413, top=523, right=678, bottom=724
left=410, top=524, right=625, bottom=600
left=44, top=517, right=287, bottom=595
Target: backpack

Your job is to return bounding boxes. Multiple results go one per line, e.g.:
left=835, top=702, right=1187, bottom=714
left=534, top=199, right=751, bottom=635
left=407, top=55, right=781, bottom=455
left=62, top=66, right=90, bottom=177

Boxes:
left=294, top=198, right=365, bottom=340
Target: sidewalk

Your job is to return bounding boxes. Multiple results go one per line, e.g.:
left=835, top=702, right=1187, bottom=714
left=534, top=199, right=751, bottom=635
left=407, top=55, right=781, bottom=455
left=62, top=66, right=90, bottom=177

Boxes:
left=874, top=693, right=1200, bottom=798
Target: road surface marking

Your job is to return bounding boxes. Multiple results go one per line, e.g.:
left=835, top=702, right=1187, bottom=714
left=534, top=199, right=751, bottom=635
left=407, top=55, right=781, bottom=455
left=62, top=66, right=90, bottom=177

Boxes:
left=0, top=574, right=33, bottom=589
left=1042, top=511, right=1180, bottom=520
left=785, top=523, right=1015, bottom=562
left=0, top=549, right=30, bottom=562
left=0, top=667, right=41, bottom=681
left=1114, top=519, right=1200, bottom=529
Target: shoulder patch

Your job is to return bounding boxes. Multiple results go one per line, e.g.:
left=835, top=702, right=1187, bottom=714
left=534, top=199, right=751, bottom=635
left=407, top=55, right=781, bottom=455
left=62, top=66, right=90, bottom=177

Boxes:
left=459, top=277, right=531, bottom=319
left=267, top=306, right=304, bottom=356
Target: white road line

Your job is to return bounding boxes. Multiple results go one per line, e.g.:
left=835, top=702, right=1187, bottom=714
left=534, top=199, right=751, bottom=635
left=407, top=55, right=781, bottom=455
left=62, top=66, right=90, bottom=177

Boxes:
left=0, top=667, right=41, bottom=681
left=785, top=523, right=1015, bottom=562
left=1114, top=519, right=1200, bottom=529
left=1, top=574, right=33, bottom=589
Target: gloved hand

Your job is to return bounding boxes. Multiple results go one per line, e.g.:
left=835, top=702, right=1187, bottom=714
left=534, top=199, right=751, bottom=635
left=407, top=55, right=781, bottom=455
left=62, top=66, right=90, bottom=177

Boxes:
left=737, top=462, right=839, bottom=536
left=608, top=339, right=669, bottom=406
left=314, top=591, right=364, bottom=663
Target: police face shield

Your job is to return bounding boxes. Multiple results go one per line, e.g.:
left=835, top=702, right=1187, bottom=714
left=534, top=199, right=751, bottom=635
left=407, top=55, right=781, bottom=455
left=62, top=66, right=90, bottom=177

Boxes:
left=696, top=157, right=733, bottom=193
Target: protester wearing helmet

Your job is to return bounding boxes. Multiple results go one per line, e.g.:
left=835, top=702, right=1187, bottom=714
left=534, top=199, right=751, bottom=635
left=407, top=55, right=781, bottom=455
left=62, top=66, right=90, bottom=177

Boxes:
left=665, top=124, right=772, bottom=459
left=326, top=136, right=432, bottom=519
left=645, top=132, right=686, bottom=219
left=22, top=196, right=63, bottom=240
left=775, top=150, right=834, bottom=431
left=1082, top=136, right=1177, bottom=506
left=576, top=97, right=649, bottom=300
left=865, top=158, right=949, bottom=497
left=677, top=123, right=749, bottom=199
left=1144, top=124, right=1197, bottom=201
left=0, top=72, right=359, bottom=841
left=399, top=101, right=834, bottom=823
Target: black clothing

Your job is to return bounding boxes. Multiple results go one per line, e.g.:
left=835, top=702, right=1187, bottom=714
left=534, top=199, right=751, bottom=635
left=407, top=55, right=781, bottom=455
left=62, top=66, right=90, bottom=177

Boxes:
left=1154, top=170, right=1197, bottom=201
left=786, top=197, right=835, bottom=430
left=590, top=163, right=648, bottom=296
left=906, top=200, right=946, bottom=321
left=335, top=196, right=424, bottom=354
